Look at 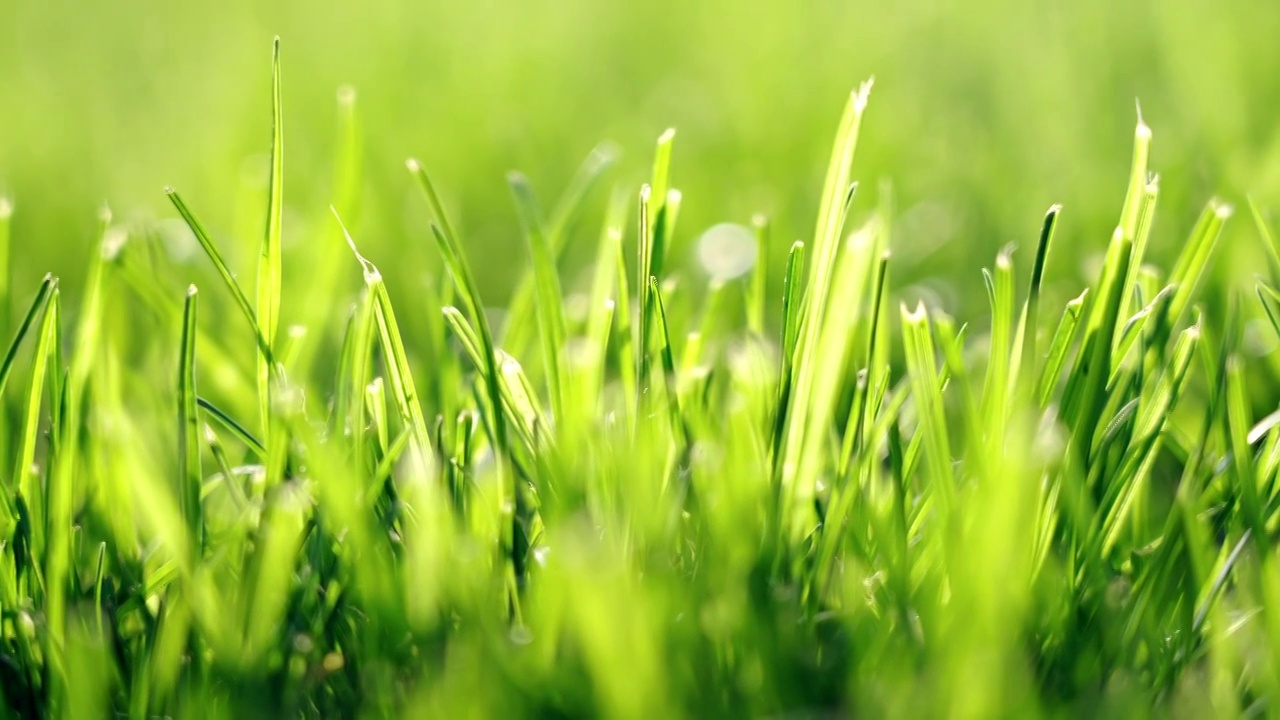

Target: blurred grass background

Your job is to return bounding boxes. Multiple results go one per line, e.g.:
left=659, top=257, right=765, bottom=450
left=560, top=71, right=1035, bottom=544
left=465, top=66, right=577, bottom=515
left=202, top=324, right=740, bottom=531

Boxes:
left=3, top=0, right=1280, bottom=325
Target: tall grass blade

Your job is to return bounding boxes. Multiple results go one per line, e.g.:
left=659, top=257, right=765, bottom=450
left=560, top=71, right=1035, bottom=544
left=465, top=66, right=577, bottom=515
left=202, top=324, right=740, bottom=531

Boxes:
left=257, top=37, right=284, bottom=433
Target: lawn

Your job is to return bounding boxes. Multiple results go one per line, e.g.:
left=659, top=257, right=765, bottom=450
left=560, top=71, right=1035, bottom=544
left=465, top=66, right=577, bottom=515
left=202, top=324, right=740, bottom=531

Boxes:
left=4, top=2, right=1280, bottom=717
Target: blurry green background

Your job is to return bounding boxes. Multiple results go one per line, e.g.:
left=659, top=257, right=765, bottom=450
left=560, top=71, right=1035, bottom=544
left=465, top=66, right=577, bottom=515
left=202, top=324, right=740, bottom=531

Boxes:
left=3, top=0, right=1280, bottom=330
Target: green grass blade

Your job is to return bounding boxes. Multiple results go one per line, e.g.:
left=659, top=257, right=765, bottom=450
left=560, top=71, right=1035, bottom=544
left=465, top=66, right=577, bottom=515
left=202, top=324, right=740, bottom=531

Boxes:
left=649, top=277, right=690, bottom=453
left=333, top=210, right=435, bottom=480
left=901, top=301, right=955, bottom=518
left=178, top=286, right=203, bottom=554
left=196, top=397, right=266, bottom=458
left=15, top=283, right=59, bottom=569
left=1168, top=201, right=1231, bottom=327
left=1038, top=288, right=1088, bottom=406
left=257, top=36, right=284, bottom=433
left=1015, top=204, right=1060, bottom=394
left=509, top=172, right=566, bottom=421
left=0, top=196, right=10, bottom=338
left=0, top=274, right=55, bottom=401
left=165, top=188, right=275, bottom=365
left=1070, top=226, right=1133, bottom=459
left=1249, top=196, right=1280, bottom=282
left=502, top=144, right=616, bottom=356
left=748, top=214, right=770, bottom=336
left=982, top=247, right=1016, bottom=444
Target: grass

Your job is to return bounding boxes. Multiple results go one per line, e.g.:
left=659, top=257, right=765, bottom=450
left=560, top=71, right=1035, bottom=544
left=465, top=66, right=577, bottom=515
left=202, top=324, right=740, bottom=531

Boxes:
left=2, top=39, right=1280, bottom=719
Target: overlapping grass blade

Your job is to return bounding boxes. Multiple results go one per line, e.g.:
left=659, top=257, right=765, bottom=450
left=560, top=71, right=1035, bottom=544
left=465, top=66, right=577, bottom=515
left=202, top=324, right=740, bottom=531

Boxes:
left=166, top=189, right=275, bottom=367
left=509, top=172, right=567, bottom=421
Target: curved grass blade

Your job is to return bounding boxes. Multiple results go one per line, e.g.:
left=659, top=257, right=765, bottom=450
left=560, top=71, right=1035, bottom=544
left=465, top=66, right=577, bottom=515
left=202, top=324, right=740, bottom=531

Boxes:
left=333, top=209, right=435, bottom=480
left=1015, top=205, right=1061, bottom=391
left=0, top=274, right=55, bottom=400
left=15, top=284, right=59, bottom=565
left=165, top=189, right=275, bottom=366
left=196, top=397, right=266, bottom=458
left=1038, top=288, right=1088, bottom=406
left=178, top=286, right=203, bottom=553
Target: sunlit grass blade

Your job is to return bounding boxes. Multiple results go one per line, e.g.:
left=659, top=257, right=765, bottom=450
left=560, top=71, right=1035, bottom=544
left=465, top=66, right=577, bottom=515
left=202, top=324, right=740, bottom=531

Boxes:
left=1098, top=324, right=1198, bottom=555
left=257, top=36, right=284, bottom=433
left=15, top=282, right=59, bottom=570
left=196, top=396, right=266, bottom=458
left=334, top=209, right=435, bottom=480
left=503, top=144, right=616, bottom=356
left=1068, top=225, right=1133, bottom=459
left=1109, top=284, right=1173, bottom=384
left=649, top=277, right=690, bottom=453
left=900, top=301, right=955, bottom=519
left=1015, top=204, right=1060, bottom=394
left=748, top=214, right=770, bottom=336
left=0, top=196, right=10, bottom=338
left=177, top=285, right=203, bottom=553
left=1168, top=201, right=1231, bottom=327
left=1038, top=288, right=1087, bottom=407
left=1249, top=197, right=1280, bottom=282
left=165, top=189, right=275, bottom=366
left=509, top=172, right=567, bottom=421
left=0, top=274, right=55, bottom=402
left=982, top=246, right=1016, bottom=445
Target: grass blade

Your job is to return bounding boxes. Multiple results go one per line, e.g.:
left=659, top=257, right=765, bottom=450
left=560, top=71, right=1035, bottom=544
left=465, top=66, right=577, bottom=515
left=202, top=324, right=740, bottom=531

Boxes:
left=178, top=286, right=203, bottom=554
left=509, top=172, right=567, bottom=421
left=165, top=189, right=275, bottom=366
left=257, top=37, right=284, bottom=433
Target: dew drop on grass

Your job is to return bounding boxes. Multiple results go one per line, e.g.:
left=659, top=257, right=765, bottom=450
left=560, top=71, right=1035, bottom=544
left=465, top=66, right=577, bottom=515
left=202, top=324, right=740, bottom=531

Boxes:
left=696, top=222, right=757, bottom=281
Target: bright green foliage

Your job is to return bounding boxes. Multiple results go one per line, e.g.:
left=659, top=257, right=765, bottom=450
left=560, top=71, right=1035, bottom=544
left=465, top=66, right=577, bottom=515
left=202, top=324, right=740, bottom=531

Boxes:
left=6, top=41, right=1280, bottom=720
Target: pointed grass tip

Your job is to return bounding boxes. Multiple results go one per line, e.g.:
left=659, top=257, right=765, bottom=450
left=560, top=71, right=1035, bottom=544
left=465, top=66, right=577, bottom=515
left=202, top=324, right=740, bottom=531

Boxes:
left=1134, top=99, right=1152, bottom=140
left=854, top=77, right=876, bottom=113
left=405, top=158, right=422, bottom=173
left=187, top=284, right=199, bottom=298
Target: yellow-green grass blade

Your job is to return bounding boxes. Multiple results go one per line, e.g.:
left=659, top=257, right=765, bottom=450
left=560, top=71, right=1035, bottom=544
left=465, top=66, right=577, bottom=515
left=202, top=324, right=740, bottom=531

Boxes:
left=1070, top=226, right=1133, bottom=461
left=196, top=397, right=266, bottom=458
left=509, top=172, right=567, bottom=422
left=1097, top=324, right=1198, bottom=557
left=901, top=302, right=955, bottom=518
left=774, top=81, right=872, bottom=534
left=1038, top=288, right=1088, bottom=407
left=502, top=144, right=616, bottom=357
left=748, top=214, right=770, bottom=336
left=178, top=285, right=203, bottom=553
left=257, top=37, right=284, bottom=434
left=981, top=247, right=1016, bottom=449
left=15, top=282, right=59, bottom=575
left=1249, top=196, right=1280, bottom=283
left=1166, top=200, right=1231, bottom=329
left=166, top=188, right=275, bottom=368
left=649, top=277, right=691, bottom=454
left=334, top=209, right=435, bottom=481
left=1014, top=205, right=1061, bottom=398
